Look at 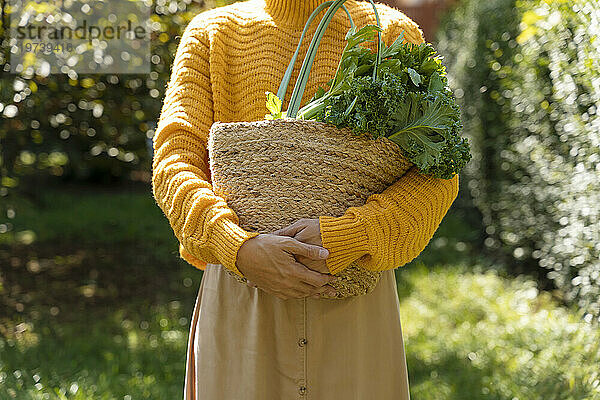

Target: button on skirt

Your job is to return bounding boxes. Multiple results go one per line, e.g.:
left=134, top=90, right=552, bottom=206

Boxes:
left=184, top=263, right=410, bottom=400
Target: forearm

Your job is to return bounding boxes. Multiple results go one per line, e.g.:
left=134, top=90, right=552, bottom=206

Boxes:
left=151, top=15, right=259, bottom=277
left=320, top=167, right=459, bottom=273
left=152, top=124, right=259, bottom=276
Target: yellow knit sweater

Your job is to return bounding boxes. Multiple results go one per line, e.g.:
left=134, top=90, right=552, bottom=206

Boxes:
left=152, top=0, right=460, bottom=278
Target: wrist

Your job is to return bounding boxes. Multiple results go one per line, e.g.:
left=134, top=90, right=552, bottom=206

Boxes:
left=235, top=235, right=256, bottom=277
left=210, top=218, right=259, bottom=278
left=319, top=214, right=371, bottom=274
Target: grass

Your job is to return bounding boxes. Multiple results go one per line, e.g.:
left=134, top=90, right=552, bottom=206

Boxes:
left=0, top=180, right=177, bottom=264
left=1, top=182, right=598, bottom=399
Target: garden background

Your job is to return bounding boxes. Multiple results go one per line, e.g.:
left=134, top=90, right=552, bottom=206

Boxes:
left=1, top=0, right=599, bottom=398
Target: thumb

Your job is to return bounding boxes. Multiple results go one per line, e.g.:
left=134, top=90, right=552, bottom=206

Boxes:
left=286, top=239, right=329, bottom=260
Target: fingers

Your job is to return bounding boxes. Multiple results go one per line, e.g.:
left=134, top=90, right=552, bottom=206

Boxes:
left=245, top=273, right=311, bottom=298
left=295, top=284, right=337, bottom=299
left=243, top=236, right=336, bottom=299
left=272, top=219, right=308, bottom=237
left=295, top=254, right=331, bottom=275
left=312, top=284, right=337, bottom=297
left=309, top=287, right=337, bottom=299
left=254, top=278, right=336, bottom=300
left=295, top=280, right=323, bottom=295
left=283, top=237, right=329, bottom=261
left=273, top=284, right=336, bottom=300
left=290, top=261, right=336, bottom=287
left=286, top=261, right=338, bottom=295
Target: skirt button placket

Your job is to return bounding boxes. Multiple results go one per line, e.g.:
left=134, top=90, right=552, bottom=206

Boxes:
left=298, top=297, right=308, bottom=398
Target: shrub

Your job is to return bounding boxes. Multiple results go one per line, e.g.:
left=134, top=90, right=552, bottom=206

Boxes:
left=0, top=0, right=236, bottom=232
left=436, top=0, right=600, bottom=321
left=399, top=264, right=600, bottom=400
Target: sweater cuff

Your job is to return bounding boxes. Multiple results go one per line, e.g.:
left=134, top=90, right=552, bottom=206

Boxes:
left=209, top=218, right=260, bottom=278
left=319, top=214, right=371, bottom=275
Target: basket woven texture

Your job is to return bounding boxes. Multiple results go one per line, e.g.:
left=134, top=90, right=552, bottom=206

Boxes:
left=208, top=118, right=413, bottom=298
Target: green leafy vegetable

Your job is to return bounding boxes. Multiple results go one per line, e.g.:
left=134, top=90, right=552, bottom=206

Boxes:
left=293, top=24, right=382, bottom=121
left=379, top=31, right=405, bottom=59
left=265, top=21, right=472, bottom=179
left=296, top=28, right=471, bottom=179
left=265, top=91, right=286, bottom=120
left=406, top=68, right=422, bottom=87
left=428, top=71, right=444, bottom=92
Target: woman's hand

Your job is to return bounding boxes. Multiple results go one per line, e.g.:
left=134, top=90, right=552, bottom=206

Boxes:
left=236, top=233, right=338, bottom=300
left=272, top=218, right=329, bottom=274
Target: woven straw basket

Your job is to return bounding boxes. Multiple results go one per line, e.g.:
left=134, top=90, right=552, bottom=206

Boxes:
left=207, top=0, right=411, bottom=298
left=208, top=118, right=413, bottom=298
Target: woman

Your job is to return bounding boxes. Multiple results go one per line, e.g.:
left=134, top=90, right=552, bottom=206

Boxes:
left=151, top=0, right=459, bottom=398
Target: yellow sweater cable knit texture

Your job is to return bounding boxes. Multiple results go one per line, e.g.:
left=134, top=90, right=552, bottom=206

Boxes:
left=151, top=0, right=460, bottom=277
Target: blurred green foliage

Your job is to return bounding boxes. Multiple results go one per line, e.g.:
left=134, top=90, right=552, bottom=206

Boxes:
left=437, top=0, right=600, bottom=321
left=0, top=0, right=237, bottom=234
left=398, top=264, right=600, bottom=400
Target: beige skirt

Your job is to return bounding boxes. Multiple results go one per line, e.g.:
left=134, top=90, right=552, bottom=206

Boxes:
left=184, top=263, right=410, bottom=400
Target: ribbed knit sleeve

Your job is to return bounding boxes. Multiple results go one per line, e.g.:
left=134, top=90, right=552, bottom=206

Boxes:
left=320, top=168, right=459, bottom=274
left=318, top=20, right=460, bottom=274
left=151, top=16, right=259, bottom=278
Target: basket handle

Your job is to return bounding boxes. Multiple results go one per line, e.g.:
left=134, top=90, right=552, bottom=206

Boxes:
left=283, top=0, right=383, bottom=118
left=276, top=1, right=354, bottom=103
